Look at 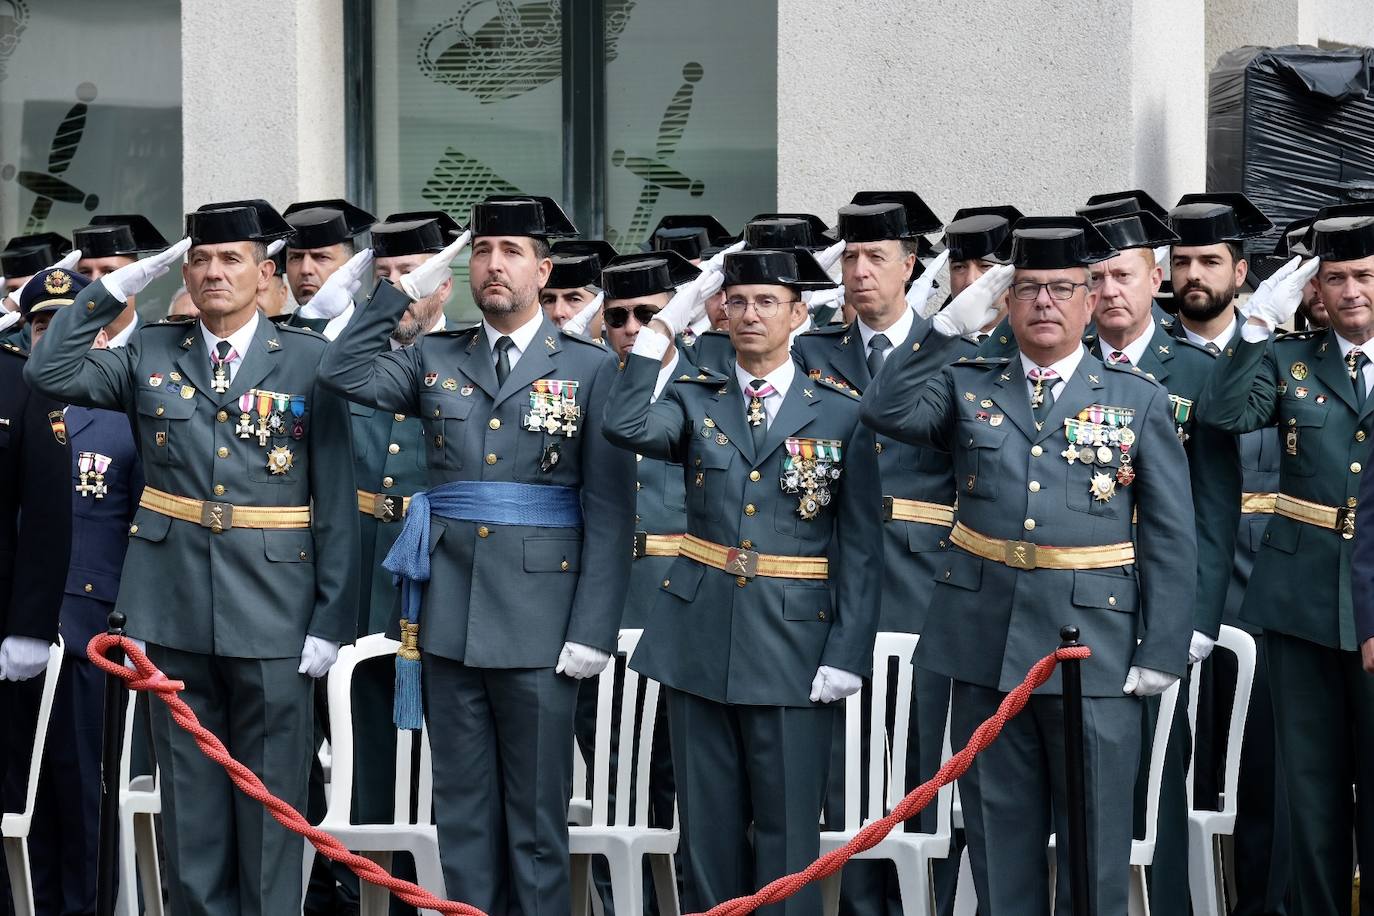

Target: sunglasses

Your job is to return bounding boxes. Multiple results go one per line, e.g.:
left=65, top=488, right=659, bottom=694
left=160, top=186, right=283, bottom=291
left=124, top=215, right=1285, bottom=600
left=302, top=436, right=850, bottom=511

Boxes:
left=602, top=304, right=661, bottom=329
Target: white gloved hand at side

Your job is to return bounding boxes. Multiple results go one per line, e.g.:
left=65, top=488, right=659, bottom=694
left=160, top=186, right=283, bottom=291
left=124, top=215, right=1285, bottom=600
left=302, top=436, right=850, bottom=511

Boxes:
left=562, top=292, right=605, bottom=336
left=1122, top=665, right=1179, bottom=697
left=1240, top=255, right=1321, bottom=332
left=932, top=263, right=1014, bottom=338
left=101, top=238, right=191, bottom=303
left=398, top=231, right=471, bottom=301
left=907, top=249, right=951, bottom=319
left=809, top=665, right=863, bottom=703
left=298, top=248, right=373, bottom=320
left=298, top=636, right=340, bottom=679
left=0, top=635, right=50, bottom=681
left=1188, top=631, right=1217, bottom=665
left=555, top=641, right=612, bottom=680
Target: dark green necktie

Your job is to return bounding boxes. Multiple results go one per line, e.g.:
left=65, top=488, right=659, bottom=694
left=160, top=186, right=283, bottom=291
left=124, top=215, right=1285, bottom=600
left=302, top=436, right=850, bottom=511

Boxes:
left=1028, top=367, right=1059, bottom=426
left=494, top=335, right=514, bottom=386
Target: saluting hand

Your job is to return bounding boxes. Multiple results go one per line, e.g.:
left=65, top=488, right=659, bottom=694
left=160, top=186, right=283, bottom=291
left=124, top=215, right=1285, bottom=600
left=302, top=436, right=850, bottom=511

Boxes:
left=932, top=263, right=1014, bottom=338
left=299, top=248, right=373, bottom=320
left=1241, top=255, right=1321, bottom=332
left=399, top=230, right=471, bottom=301
left=816, top=238, right=847, bottom=282
left=907, top=249, right=951, bottom=319
left=102, top=237, right=192, bottom=302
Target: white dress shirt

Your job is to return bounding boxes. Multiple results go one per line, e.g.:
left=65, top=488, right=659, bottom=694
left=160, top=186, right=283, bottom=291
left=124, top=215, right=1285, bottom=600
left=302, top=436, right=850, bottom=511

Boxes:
left=199, top=311, right=260, bottom=383
left=1181, top=313, right=1236, bottom=354
left=483, top=308, right=544, bottom=371
left=857, top=307, right=914, bottom=371
left=1018, top=345, right=1086, bottom=402
left=1098, top=319, right=1155, bottom=367
left=1335, top=332, right=1374, bottom=394
left=734, top=359, right=795, bottom=428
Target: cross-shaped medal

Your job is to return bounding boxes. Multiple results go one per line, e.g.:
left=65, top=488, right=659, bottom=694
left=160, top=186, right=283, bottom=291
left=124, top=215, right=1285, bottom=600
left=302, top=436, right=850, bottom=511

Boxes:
left=212, top=365, right=231, bottom=394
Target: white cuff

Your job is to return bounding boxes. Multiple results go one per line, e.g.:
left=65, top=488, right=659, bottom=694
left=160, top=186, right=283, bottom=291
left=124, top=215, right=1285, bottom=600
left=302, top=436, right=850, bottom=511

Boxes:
left=1240, top=322, right=1272, bottom=344
left=100, top=275, right=129, bottom=304
left=931, top=313, right=961, bottom=338
left=631, top=328, right=671, bottom=361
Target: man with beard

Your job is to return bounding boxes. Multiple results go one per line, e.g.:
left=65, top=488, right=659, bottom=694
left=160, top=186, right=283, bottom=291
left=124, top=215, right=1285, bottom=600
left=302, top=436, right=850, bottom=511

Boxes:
left=72, top=215, right=170, bottom=347
left=321, top=195, right=634, bottom=913
left=1168, top=192, right=1293, bottom=916
left=541, top=239, right=616, bottom=329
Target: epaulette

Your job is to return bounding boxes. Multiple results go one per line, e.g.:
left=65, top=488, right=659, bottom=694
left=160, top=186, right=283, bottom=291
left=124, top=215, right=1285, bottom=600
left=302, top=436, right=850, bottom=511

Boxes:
left=954, top=355, right=1011, bottom=368
left=145, top=316, right=198, bottom=328
left=268, top=313, right=292, bottom=325
left=271, top=322, right=328, bottom=341
left=812, top=375, right=861, bottom=398
left=673, top=369, right=728, bottom=385
left=0, top=341, right=27, bottom=358
left=1169, top=336, right=1213, bottom=357
left=425, top=325, right=481, bottom=340
left=1106, top=359, right=1167, bottom=388
left=559, top=328, right=610, bottom=351
left=1275, top=328, right=1322, bottom=342
left=799, top=323, right=847, bottom=337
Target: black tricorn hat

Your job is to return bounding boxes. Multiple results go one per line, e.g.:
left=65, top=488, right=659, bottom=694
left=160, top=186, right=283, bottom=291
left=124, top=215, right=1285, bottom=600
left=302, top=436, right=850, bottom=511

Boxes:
left=944, top=206, right=1024, bottom=262
left=72, top=215, right=168, bottom=259
left=1169, top=192, right=1273, bottom=245
left=546, top=239, right=619, bottom=290
left=1316, top=201, right=1374, bottom=221
left=471, top=195, right=577, bottom=239
left=1, top=232, right=72, bottom=278
left=846, top=190, right=943, bottom=238
left=723, top=248, right=837, bottom=291
left=189, top=199, right=294, bottom=245
left=651, top=227, right=712, bottom=261
left=371, top=211, right=463, bottom=258
left=646, top=214, right=733, bottom=247
left=744, top=215, right=834, bottom=251
left=601, top=251, right=701, bottom=301
left=283, top=199, right=377, bottom=249
left=1274, top=216, right=1317, bottom=258
left=1077, top=189, right=1169, bottom=221
left=1001, top=217, right=1119, bottom=269
left=1311, top=215, right=1374, bottom=262
left=1088, top=211, right=1180, bottom=252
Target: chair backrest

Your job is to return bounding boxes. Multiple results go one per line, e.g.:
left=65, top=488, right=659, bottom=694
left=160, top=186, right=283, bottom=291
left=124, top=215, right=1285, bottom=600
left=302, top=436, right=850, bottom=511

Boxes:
left=1137, top=678, right=1181, bottom=850
left=1184, top=625, right=1257, bottom=817
left=118, top=690, right=160, bottom=796
left=2, top=639, right=63, bottom=832
left=322, top=633, right=433, bottom=827
left=583, top=628, right=663, bottom=828
left=839, top=632, right=951, bottom=841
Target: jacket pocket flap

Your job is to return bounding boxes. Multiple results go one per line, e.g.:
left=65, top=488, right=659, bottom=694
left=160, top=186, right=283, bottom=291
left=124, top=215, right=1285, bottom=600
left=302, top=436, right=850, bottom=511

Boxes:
left=906, top=522, right=950, bottom=554
left=660, top=557, right=704, bottom=600
left=128, top=507, right=172, bottom=543
left=935, top=550, right=982, bottom=591
left=782, top=584, right=832, bottom=622
left=523, top=535, right=583, bottom=572
left=136, top=389, right=198, bottom=420
left=1262, top=515, right=1302, bottom=555
left=264, top=529, right=315, bottom=563
left=421, top=394, right=473, bottom=421
left=957, top=421, right=1008, bottom=449
left=1071, top=570, right=1137, bottom=612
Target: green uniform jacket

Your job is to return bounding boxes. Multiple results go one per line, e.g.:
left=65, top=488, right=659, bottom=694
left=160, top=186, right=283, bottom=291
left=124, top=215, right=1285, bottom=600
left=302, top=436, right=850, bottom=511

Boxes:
left=1087, top=323, right=1241, bottom=638
left=1199, top=326, right=1369, bottom=650
left=318, top=280, right=635, bottom=666
left=862, top=328, right=1197, bottom=697
left=24, top=284, right=360, bottom=657
left=603, top=353, right=884, bottom=707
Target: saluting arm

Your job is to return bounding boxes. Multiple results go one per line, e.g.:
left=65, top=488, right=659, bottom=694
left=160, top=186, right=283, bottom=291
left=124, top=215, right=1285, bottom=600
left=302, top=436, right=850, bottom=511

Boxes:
left=1197, top=335, right=1280, bottom=434
left=316, top=279, right=424, bottom=415
left=859, top=323, right=962, bottom=452
left=602, top=348, right=691, bottom=464
left=24, top=281, right=136, bottom=410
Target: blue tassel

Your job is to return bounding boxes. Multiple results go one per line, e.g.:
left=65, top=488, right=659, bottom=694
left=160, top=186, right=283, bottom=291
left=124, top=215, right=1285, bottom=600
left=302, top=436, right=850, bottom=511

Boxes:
left=393, top=653, right=423, bottom=730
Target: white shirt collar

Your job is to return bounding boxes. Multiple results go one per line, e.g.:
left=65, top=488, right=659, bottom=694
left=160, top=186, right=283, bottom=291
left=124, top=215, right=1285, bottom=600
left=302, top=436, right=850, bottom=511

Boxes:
left=199, top=311, right=259, bottom=365
left=1100, top=319, right=1155, bottom=366
left=482, top=308, right=544, bottom=366
left=1019, top=345, right=1085, bottom=391
left=735, top=358, right=795, bottom=425
left=857, top=307, right=914, bottom=354
left=1334, top=331, right=1372, bottom=358
left=652, top=351, right=680, bottom=402
left=107, top=314, right=139, bottom=349
left=1181, top=313, right=1237, bottom=352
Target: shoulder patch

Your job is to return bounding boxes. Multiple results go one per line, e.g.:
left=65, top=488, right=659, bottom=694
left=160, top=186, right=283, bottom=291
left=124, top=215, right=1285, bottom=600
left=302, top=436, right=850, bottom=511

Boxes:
left=0, top=341, right=26, bottom=358
left=426, top=325, right=482, bottom=340
left=799, top=323, right=847, bottom=337
left=1170, top=336, right=1215, bottom=359
left=149, top=314, right=197, bottom=326
left=951, top=356, right=1009, bottom=370
left=812, top=375, right=861, bottom=398
left=1103, top=359, right=1166, bottom=388
left=1274, top=328, right=1322, bottom=342
left=559, top=328, right=610, bottom=351
left=271, top=322, right=328, bottom=341
left=673, top=369, right=728, bottom=385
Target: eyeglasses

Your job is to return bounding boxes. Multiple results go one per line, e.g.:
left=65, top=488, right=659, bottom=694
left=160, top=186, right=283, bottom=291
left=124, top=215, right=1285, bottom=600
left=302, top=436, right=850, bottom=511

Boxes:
left=1011, top=281, right=1091, bottom=301
left=723, top=296, right=800, bottom=318
left=602, top=305, right=661, bottom=329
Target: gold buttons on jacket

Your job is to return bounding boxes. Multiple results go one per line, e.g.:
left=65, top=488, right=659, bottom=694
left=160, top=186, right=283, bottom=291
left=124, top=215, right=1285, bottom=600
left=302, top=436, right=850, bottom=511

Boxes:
left=478, top=526, right=490, bottom=538
left=635, top=481, right=642, bottom=491
left=741, top=540, right=753, bottom=549
left=874, top=443, right=884, bottom=454
left=1024, top=518, right=1036, bottom=531
left=383, top=476, right=394, bottom=488
left=216, top=410, right=228, bottom=423
left=388, top=443, right=400, bottom=454
left=1031, top=445, right=1043, bottom=457
left=129, top=524, right=139, bottom=535
left=489, top=418, right=501, bottom=430
left=1354, top=462, right=1364, bottom=474
left=213, top=484, right=226, bottom=496
left=662, top=579, right=671, bottom=588
left=749, top=470, right=761, bottom=481
left=736, top=576, right=748, bottom=587
left=1108, top=596, right=1117, bottom=606
left=216, top=447, right=229, bottom=458
left=1358, top=430, right=1368, bottom=443
left=560, top=560, right=570, bottom=571
left=156, top=406, right=165, bottom=416
left=1028, top=481, right=1041, bottom=493
left=299, top=551, right=309, bottom=561
left=486, top=453, right=498, bottom=465
left=84, top=583, right=93, bottom=593
left=395, top=414, right=406, bottom=422
left=745, top=504, right=757, bottom=516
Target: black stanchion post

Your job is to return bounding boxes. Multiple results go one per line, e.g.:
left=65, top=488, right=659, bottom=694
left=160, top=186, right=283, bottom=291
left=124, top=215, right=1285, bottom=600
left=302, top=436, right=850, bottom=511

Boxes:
left=1059, top=625, right=1092, bottom=916
left=95, top=611, right=128, bottom=916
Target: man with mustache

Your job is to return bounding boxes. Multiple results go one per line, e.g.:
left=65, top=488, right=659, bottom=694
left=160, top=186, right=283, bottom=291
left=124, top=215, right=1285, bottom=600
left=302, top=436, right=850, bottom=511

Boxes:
left=279, top=198, right=377, bottom=336
left=863, top=216, right=1195, bottom=915
left=540, top=239, right=615, bottom=330
left=321, top=194, right=634, bottom=914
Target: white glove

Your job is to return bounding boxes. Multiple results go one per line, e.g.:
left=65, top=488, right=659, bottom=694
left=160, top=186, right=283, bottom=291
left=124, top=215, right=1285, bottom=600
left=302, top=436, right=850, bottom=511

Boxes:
left=1122, top=665, right=1179, bottom=697
left=1240, top=255, right=1321, bottom=332
left=687, top=313, right=714, bottom=337
left=0, top=311, right=21, bottom=334
left=398, top=230, right=471, bottom=301
left=0, top=635, right=50, bottom=681
left=298, top=248, right=373, bottom=320
left=932, top=263, right=1015, bottom=338
left=6, top=248, right=83, bottom=311
left=816, top=239, right=847, bottom=281
left=804, top=285, right=844, bottom=316
left=702, top=239, right=747, bottom=274
left=298, top=635, right=340, bottom=679
left=266, top=239, right=286, bottom=258
left=907, top=249, right=951, bottom=319
left=651, top=269, right=725, bottom=338
left=100, top=238, right=191, bottom=303
left=562, top=291, right=605, bottom=336
left=1153, top=245, right=1171, bottom=272
left=1188, top=631, right=1217, bottom=665
left=810, top=665, right=863, bottom=703
left=555, top=641, right=612, bottom=680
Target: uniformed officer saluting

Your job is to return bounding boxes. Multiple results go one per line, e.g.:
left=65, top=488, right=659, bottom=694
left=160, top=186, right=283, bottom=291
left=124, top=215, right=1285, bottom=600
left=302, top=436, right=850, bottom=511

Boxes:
left=25, top=201, right=360, bottom=916
left=319, top=194, right=634, bottom=914
left=863, top=217, right=1196, bottom=915
left=604, top=247, right=883, bottom=916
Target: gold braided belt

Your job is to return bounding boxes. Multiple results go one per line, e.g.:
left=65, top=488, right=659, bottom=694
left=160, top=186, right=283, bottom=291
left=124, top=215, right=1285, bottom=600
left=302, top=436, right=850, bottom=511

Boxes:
left=139, top=486, right=311, bottom=533
left=633, top=532, right=684, bottom=559
left=950, top=522, right=1135, bottom=571
left=1241, top=492, right=1277, bottom=514
left=882, top=497, right=956, bottom=527
left=1275, top=493, right=1356, bottom=539
left=679, top=533, right=828, bottom=581
left=357, top=489, right=411, bottom=523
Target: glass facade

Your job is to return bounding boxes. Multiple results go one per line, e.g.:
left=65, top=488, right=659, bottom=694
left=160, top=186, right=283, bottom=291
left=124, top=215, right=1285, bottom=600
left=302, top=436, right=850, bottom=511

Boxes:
left=361, top=0, right=777, bottom=319
left=0, top=0, right=183, bottom=315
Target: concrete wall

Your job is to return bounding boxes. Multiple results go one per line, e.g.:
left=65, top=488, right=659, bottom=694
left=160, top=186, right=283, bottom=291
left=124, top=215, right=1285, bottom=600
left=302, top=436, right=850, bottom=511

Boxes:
left=776, top=0, right=1207, bottom=222
left=180, top=0, right=345, bottom=210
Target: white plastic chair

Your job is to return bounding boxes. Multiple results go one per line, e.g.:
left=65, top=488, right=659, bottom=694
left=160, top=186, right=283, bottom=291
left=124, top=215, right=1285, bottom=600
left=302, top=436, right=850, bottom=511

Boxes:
left=2, top=639, right=64, bottom=916
left=819, top=632, right=953, bottom=916
left=1185, top=625, right=1256, bottom=916
left=115, top=693, right=164, bottom=916
left=569, top=628, right=680, bottom=916
left=300, top=634, right=446, bottom=916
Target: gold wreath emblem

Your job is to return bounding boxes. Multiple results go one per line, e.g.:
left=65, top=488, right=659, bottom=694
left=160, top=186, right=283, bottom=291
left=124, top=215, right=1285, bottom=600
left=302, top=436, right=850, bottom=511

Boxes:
left=44, top=270, right=72, bottom=295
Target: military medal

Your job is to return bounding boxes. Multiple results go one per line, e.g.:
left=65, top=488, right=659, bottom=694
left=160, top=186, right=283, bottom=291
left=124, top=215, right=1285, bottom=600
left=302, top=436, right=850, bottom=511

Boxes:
left=76, top=452, right=96, bottom=497
left=269, top=393, right=289, bottom=438
left=540, top=441, right=561, bottom=472
left=91, top=453, right=111, bottom=498
left=781, top=437, right=844, bottom=520
left=236, top=393, right=255, bottom=439
left=211, top=360, right=231, bottom=393
left=989, top=414, right=1004, bottom=427
left=266, top=445, right=294, bottom=475
left=1116, top=446, right=1135, bottom=487
left=442, top=378, right=457, bottom=391
left=255, top=391, right=273, bottom=447
left=424, top=372, right=438, bottom=387
left=1096, top=445, right=1113, bottom=464
left=461, top=385, right=473, bottom=396
left=1169, top=394, right=1194, bottom=443
left=148, top=373, right=163, bottom=388
left=180, top=386, right=196, bottom=400
left=747, top=395, right=766, bottom=427
left=1090, top=471, right=1116, bottom=502
left=1062, top=419, right=1081, bottom=464
left=1290, top=361, right=1308, bottom=381
left=290, top=395, right=306, bottom=440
